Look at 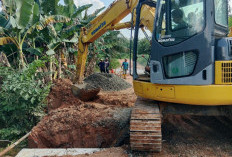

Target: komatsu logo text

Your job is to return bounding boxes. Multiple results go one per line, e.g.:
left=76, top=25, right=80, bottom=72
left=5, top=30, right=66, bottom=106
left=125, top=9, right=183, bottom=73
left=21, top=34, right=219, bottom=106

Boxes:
left=91, top=21, right=106, bottom=35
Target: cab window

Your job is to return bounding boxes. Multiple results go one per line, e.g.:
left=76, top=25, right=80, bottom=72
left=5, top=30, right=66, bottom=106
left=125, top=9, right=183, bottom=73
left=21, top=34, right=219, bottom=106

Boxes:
left=214, top=0, right=228, bottom=27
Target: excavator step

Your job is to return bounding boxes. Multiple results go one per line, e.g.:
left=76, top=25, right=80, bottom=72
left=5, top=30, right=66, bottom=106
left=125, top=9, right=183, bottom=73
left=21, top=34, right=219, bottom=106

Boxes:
left=131, top=114, right=161, bottom=120
left=130, top=132, right=162, bottom=136
left=130, top=98, right=162, bottom=152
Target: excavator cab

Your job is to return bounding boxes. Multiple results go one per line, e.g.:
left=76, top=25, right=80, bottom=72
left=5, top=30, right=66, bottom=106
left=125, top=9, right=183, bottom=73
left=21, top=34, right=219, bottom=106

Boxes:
left=133, top=0, right=231, bottom=86
left=130, top=0, right=232, bottom=152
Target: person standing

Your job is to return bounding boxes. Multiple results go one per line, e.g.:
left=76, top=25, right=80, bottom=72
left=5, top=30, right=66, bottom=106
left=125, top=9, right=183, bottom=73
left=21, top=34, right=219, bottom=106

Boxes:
left=104, top=58, right=110, bottom=73
left=121, top=59, right=129, bottom=79
left=98, top=59, right=105, bottom=73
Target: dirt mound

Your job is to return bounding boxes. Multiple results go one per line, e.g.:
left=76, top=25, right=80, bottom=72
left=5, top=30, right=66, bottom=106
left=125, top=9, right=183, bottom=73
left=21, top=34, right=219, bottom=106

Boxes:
left=29, top=78, right=137, bottom=149
left=28, top=104, right=131, bottom=148
left=47, top=79, right=83, bottom=111
left=84, top=73, right=131, bottom=91
left=48, top=79, right=136, bottom=110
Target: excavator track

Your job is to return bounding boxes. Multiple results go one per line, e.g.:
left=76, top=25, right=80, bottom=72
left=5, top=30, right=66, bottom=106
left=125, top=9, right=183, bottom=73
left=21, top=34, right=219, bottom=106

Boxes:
left=130, top=98, right=162, bottom=152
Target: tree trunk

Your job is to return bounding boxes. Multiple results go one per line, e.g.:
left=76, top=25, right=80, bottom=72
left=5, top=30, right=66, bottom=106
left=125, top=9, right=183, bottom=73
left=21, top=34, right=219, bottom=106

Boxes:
left=0, top=52, right=11, bottom=67
left=58, top=50, right=62, bottom=79
left=62, top=43, right=68, bottom=68
left=85, top=51, right=97, bottom=77
left=49, top=56, right=53, bottom=82
left=19, top=48, right=25, bottom=69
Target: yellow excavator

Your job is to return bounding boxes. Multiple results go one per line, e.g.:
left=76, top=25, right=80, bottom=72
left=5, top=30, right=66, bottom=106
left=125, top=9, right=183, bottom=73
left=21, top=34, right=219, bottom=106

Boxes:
left=75, top=0, right=232, bottom=152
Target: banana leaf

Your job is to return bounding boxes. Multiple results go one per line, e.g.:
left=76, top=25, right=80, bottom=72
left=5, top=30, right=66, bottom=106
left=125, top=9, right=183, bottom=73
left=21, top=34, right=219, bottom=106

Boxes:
left=15, top=0, right=39, bottom=29
left=0, top=37, right=14, bottom=45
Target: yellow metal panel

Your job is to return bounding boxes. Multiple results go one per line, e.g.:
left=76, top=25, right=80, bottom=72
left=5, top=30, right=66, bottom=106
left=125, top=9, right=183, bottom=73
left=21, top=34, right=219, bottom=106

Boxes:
left=106, top=22, right=132, bottom=30
left=229, top=27, right=232, bottom=37
left=83, top=0, right=138, bottom=43
left=215, top=61, right=232, bottom=85
left=215, top=61, right=223, bottom=84
left=142, top=83, right=157, bottom=99
left=133, top=81, right=143, bottom=95
left=76, top=32, right=89, bottom=83
left=140, top=5, right=155, bottom=32
left=155, top=86, right=175, bottom=99
left=133, top=81, right=232, bottom=106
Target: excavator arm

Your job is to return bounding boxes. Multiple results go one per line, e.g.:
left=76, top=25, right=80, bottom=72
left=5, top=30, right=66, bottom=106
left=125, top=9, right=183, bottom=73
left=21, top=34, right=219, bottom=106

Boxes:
left=76, top=0, right=156, bottom=83
left=229, top=27, right=232, bottom=37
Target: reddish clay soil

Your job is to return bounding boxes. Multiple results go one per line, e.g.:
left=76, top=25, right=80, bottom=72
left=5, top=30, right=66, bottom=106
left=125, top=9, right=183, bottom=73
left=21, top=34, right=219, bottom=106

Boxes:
left=29, top=103, right=131, bottom=148
left=47, top=78, right=136, bottom=111
left=47, top=79, right=83, bottom=111
left=29, top=78, right=136, bottom=148
left=31, top=77, right=232, bottom=157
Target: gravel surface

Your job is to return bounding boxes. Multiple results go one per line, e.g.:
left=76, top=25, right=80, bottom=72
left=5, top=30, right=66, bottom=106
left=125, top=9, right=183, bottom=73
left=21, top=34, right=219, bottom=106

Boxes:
left=84, top=73, right=131, bottom=91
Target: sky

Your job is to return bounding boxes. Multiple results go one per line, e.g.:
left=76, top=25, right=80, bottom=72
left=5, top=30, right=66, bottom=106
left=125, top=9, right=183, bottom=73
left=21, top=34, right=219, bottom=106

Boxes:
left=0, top=0, right=231, bottom=14
left=73, top=0, right=232, bottom=14
left=62, top=0, right=133, bottom=38
left=0, top=0, right=231, bottom=38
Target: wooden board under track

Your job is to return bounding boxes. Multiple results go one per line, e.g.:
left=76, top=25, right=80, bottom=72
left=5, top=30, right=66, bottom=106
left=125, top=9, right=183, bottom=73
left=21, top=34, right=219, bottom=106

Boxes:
left=130, top=98, right=162, bottom=152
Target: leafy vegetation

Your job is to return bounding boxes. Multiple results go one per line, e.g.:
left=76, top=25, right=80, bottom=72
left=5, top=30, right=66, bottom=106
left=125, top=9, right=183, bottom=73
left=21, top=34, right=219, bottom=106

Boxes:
left=138, top=38, right=151, bottom=55
left=0, top=60, right=50, bottom=140
left=86, top=31, right=130, bottom=75
left=229, top=16, right=232, bottom=27
left=109, top=58, right=121, bottom=69
left=137, top=54, right=149, bottom=67
left=0, top=0, right=132, bottom=142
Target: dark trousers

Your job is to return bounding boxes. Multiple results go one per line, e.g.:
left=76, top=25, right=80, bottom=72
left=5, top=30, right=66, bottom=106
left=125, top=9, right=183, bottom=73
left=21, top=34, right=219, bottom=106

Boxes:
left=105, top=68, right=109, bottom=73
left=100, top=68, right=105, bottom=73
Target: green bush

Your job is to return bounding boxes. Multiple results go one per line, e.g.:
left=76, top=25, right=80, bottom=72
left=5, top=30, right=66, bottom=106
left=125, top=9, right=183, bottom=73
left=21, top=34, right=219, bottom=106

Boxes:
left=229, top=16, right=232, bottom=28
left=137, top=54, right=149, bottom=67
left=0, top=60, right=51, bottom=140
left=109, top=58, right=121, bottom=69
left=138, top=38, right=151, bottom=55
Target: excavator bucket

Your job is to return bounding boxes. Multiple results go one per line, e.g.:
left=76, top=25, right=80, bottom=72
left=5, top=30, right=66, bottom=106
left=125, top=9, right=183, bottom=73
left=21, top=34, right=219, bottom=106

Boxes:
left=71, top=83, right=100, bottom=101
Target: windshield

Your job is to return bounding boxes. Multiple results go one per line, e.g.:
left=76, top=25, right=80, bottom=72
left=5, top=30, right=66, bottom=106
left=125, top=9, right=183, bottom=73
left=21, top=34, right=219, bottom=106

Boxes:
left=156, top=0, right=205, bottom=46
left=214, top=0, right=228, bottom=27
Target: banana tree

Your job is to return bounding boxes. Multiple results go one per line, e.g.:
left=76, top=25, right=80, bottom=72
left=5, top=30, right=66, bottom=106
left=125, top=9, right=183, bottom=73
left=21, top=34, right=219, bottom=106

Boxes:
left=0, top=0, right=40, bottom=68
left=0, top=0, right=70, bottom=69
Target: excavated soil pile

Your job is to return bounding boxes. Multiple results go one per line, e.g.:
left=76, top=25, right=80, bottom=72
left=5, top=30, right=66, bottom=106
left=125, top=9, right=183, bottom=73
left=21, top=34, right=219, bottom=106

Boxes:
left=29, top=78, right=137, bottom=149
left=47, top=79, right=83, bottom=111
left=48, top=78, right=136, bottom=110
left=84, top=73, right=131, bottom=91
left=29, top=103, right=131, bottom=148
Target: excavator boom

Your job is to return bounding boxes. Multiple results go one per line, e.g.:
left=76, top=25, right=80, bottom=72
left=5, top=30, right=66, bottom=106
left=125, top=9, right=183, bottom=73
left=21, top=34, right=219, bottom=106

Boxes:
left=76, top=0, right=156, bottom=82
